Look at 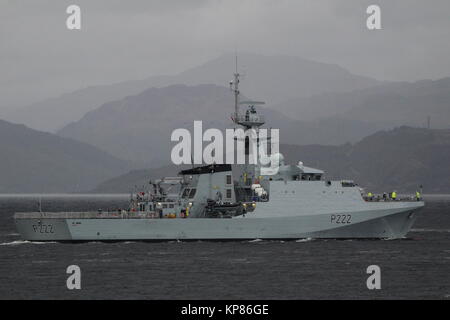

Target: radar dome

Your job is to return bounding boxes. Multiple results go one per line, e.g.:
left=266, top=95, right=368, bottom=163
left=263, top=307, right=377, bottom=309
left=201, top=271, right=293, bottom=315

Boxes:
left=271, top=153, right=285, bottom=166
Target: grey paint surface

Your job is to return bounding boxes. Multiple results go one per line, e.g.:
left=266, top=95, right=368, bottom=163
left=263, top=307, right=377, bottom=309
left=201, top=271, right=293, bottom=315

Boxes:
left=15, top=180, right=424, bottom=240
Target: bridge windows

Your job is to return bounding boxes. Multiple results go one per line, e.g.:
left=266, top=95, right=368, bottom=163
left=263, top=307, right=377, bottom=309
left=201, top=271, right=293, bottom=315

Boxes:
left=300, top=174, right=322, bottom=181
left=182, top=188, right=197, bottom=199
left=188, top=188, right=197, bottom=199
left=182, top=188, right=190, bottom=198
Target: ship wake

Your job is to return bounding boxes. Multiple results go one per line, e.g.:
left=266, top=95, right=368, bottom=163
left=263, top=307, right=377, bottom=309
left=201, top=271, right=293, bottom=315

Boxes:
left=0, top=240, right=58, bottom=246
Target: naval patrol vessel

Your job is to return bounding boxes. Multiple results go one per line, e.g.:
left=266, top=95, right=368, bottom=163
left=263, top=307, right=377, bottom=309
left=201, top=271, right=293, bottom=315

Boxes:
left=14, top=70, right=424, bottom=241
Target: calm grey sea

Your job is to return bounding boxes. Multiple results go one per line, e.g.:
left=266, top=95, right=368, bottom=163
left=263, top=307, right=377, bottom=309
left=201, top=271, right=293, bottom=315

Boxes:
left=0, top=194, right=449, bottom=300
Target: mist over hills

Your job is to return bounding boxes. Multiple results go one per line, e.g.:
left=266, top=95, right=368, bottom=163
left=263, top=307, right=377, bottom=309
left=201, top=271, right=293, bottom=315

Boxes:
left=3, top=53, right=380, bottom=132
left=274, top=77, right=450, bottom=129
left=283, top=127, right=450, bottom=193
left=3, top=79, right=169, bottom=133
left=58, top=83, right=384, bottom=168
left=2, top=53, right=449, bottom=194
left=93, top=127, right=450, bottom=194
left=0, top=119, right=129, bottom=193
left=1, top=116, right=448, bottom=193
left=58, top=74, right=450, bottom=168
left=164, top=53, right=381, bottom=104
left=58, top=84, right=284, bottom=167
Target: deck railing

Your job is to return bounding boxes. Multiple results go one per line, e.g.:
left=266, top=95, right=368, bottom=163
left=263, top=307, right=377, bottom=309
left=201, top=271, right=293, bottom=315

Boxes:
left=14, top=211, right=159, bottom=219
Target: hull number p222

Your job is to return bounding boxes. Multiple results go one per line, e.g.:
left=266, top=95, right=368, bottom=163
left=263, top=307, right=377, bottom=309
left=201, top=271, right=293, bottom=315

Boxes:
left=330, top=214, right=352, bottom=224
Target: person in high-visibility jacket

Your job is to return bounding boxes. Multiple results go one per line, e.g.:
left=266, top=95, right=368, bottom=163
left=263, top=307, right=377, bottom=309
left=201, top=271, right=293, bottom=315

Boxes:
left=367, top=192, right=373, bottom=201
left=416, top=191, right=421, bottom=201
left=391, top=191, right=397, bottom=200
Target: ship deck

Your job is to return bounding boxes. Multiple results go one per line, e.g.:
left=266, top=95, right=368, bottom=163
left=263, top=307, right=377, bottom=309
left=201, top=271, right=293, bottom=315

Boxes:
left=14, top=212, right=159, bottom=219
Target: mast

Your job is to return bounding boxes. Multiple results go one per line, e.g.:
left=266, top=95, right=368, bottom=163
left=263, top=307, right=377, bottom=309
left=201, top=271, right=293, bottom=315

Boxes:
left=228, top=56, right=269, bottom=182
left=231, top=55, right=240, bottom=122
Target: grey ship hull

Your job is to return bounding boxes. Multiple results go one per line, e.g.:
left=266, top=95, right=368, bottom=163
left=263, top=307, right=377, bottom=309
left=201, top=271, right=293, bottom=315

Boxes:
left=15, top=201, right=423, bottom=241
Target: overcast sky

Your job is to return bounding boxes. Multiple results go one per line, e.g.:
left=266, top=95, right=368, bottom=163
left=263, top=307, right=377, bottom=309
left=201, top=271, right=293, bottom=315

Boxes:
left=1, top=0, right=450, bottom=110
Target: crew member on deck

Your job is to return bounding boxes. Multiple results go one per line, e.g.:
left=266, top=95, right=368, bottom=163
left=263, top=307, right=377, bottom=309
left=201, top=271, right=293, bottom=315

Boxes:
left=391, top=191, right=397, bottom=200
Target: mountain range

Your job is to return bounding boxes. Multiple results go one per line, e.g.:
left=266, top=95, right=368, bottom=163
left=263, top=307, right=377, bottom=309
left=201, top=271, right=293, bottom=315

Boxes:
left=58, top=83, right=385, bottom=168
left=93, top=127, right=450, bottom=194
left=58, top=75, right=450, bottom=168
left=274, top=77, right=450, bottom=129
left=0, top=119, right=129, bottom=193
left=3, top=53, right=380, bottom=132
left=57, top=84, right=300, bottom=167
left=1, top=53, right=450, bottom=193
